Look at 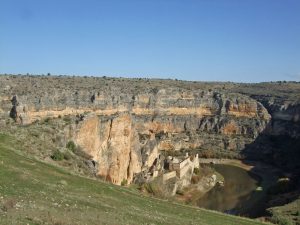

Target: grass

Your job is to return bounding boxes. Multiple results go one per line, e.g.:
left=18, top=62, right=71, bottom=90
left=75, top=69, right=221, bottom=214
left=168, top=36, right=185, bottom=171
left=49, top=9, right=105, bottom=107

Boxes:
left=268, top=200, right=300, bottom=225
left=267, top=194, right=300, bottom=225
left=0, top=133, right=269, bottom=225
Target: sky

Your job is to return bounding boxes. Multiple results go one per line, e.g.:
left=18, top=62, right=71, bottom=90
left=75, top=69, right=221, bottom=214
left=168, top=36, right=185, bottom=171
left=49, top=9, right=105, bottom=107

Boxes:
left=0, top=0, right=299, bottom=82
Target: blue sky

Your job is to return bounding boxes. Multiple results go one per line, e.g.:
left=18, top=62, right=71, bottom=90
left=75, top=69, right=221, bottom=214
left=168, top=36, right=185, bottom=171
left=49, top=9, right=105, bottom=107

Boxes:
left=0, top=0, right=299, bottom=82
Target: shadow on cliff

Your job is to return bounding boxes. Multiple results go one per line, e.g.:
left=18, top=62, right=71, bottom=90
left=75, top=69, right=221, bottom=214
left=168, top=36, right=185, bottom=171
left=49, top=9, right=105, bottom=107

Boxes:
left=236, top=112, right=300, bottom=217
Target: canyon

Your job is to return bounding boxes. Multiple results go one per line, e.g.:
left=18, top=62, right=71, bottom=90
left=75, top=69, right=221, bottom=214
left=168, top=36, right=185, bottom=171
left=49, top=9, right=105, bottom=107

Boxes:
left=0, top=75, right=274, bottom=185
left=1, top=76, right=299, bottom=181
left=1, top=75, right=300, bottom=223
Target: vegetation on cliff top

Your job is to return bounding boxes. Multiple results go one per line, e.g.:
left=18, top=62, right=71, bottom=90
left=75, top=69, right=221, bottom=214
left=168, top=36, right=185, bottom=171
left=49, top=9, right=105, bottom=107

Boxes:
left=1, top=74, right=299, bottom=104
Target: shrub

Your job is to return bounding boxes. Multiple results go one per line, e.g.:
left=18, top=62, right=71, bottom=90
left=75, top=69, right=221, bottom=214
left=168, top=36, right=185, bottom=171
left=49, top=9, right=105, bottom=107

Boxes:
left=63, top=151, right=72, bottom=160
left=191, top=175, right=201, bottom=184
left=200, top=149, right=214, bottom=158
left=176, top=189, right=184, bottom=195
left=121, top=179, right=127, bottom=186
left=193, top=167, right=200, bottom=175
left=51, top=150, right=64, bottom=161
left=66, top=141, right=76, bottom=152
left=43, top=117, right=51, bottom=124
left=270, top=214, right=293, bottom=225
left=63, top=116, right=72, bottom=124
left=139, top=177, right=172, bottom=198
left=72, top=146, right=92, bottom=160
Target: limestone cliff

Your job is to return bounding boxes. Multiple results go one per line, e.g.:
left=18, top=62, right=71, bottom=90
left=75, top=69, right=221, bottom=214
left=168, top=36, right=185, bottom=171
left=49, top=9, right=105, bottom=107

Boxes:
left=0, top=75, right=283, bottom=184
left=233, top=84, right=300, bottom=170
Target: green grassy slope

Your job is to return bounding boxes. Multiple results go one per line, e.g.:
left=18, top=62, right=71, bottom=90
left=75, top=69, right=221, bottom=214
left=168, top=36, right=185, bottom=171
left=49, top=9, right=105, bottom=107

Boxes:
left=0, top=134, right=268, bottom=225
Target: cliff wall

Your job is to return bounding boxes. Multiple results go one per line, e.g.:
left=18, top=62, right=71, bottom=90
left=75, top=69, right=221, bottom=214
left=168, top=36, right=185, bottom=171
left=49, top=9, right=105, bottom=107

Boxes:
left=3, top=75, right=298, bottom=184
left=228, top=82, right=300, bottom=175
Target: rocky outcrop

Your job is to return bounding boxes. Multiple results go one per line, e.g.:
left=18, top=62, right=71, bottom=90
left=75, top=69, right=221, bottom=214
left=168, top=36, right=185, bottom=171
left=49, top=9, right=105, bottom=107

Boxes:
left=230, top=83, right=300, bottom=172
left=67, top=90, right=269, bottom=184
left=0, top=75, right=275, bottom=185
left=73, top=114, right=143, bottom=185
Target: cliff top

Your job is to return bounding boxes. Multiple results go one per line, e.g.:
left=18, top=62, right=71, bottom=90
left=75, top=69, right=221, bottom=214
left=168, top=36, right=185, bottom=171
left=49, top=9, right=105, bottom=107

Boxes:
left=1, top=74, right=300, bottom=106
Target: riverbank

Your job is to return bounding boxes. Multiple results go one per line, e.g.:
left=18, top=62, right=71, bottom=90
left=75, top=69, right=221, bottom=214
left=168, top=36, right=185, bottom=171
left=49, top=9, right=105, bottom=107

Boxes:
left=199, top=158, right=281, bottom=183
left=199, top=158, right=282, bottom=218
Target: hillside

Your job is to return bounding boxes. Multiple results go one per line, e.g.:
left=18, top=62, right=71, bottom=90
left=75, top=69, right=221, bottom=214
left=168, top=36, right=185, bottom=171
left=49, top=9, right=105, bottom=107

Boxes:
left=0, top=133, right=266, bottom=225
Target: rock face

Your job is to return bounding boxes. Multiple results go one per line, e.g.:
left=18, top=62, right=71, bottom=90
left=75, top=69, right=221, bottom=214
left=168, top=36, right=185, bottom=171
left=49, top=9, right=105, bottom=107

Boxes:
left=64, top=88, right=270, bottom=184
left=238, top=94, right=300, bottom=170
left=5, top=75, right=299, bottom=185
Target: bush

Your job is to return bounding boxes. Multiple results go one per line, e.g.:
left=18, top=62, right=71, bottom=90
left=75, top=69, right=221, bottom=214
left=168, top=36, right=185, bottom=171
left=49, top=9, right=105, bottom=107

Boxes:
left=121, top=179, right=127, bottom=186
left=51, top=150, right=64, bottom=161
left=193, top=167, right=200, bottom=175
left=63, top=116, right=72, bottom=124
left=66, top=141, right=76, bottom=152
left=191, top=175, right=201, bottom=184
left=200, top=150, right=214, bottom=158
left=63, top=151, right=72, bottom=160
left=72, top=146, right=92, bottom=160
left=43, top=117, right=51, bottom=124
left=139, top=177, right=173, bottom=198
left=176, top=189, right=184, bottom=195
left=270, top=214, right=293, bottom=225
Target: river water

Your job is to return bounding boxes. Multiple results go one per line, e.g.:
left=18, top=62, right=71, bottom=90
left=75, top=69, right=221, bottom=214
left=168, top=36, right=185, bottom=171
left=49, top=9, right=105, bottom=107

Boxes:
left=197, top=164, right=264, bottom=217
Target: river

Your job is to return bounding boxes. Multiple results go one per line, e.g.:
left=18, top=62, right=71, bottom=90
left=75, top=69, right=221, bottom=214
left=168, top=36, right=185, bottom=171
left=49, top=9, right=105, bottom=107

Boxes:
left=197, top=164, right=265, bottom=217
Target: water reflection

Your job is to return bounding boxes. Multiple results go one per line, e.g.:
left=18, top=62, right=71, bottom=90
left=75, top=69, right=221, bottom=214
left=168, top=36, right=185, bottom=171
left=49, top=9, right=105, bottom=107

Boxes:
left=197, top=164, right=260, bottom=216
